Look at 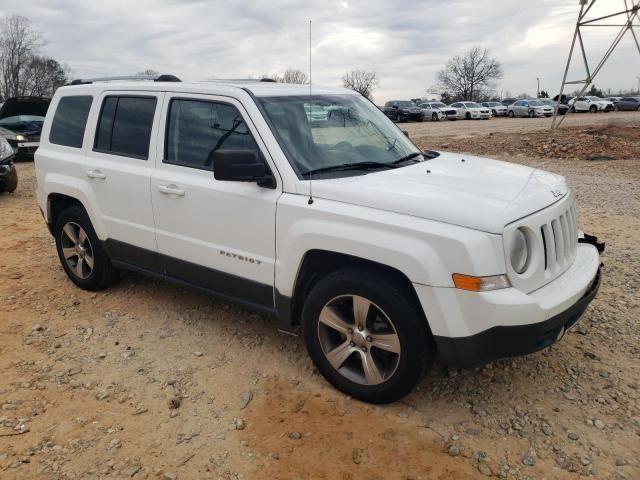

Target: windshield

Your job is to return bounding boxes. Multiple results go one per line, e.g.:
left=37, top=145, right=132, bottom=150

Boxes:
left=488, top=102, right=501, bottom=106
left=588, top=96, right=602, bottom=101
left=529, top=100, right=543, bottom=106
left=396, top=101, right=415, bottom=107
left=432, top=102, right=447, bottom=108
left=463, top=102, right=480, bottom=108
left=258, top=94, right=422, bottom=178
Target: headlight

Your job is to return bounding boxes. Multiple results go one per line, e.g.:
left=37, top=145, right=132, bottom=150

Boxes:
left=0, top=137, right=14, bottom=162
left=15, top=134, right=25, bottom=141
left=510, top=228, right=530, bottom=274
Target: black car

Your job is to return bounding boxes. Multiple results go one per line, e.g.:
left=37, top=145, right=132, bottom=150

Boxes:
left=0, top=136, right=17, bottom=193
left=0, top=96, right=50, bottom=160
left=382, top=100, right=424, bottom=122
left=500, top=97, right=520, bottom=107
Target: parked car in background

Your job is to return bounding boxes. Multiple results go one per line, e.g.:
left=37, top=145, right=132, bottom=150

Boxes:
left=382, top=100, right=424, bottom=122
left=508, top=99, right=554, bottom=118
left=419, top=102, right=458, bottom=121
left=571, top=96, right=614, bottom=113
left=613, top=96, right=640, bottom=111
left=0, top=96, right=51, bottom=160
left=450, top=102, right=491, bottom=120
left=605, top=97, right=622, bottom=103
left=418, top=103, right=444, bottom=121
left=540, top=99, right=569, bottom=115
left=481, top=102, right=508, bottom=117
left=0, top=136, right=17, bottom=193
left=500, top=98, right=520, bottom=107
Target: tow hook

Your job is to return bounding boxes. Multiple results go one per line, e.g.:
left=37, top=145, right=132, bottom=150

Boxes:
left=579, top=233, right=605, bottom=253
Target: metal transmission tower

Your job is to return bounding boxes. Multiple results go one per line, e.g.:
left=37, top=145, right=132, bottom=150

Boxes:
left=552, top=0, right=640, bottom=128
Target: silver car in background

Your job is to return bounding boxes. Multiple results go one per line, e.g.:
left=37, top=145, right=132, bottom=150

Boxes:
left=418, top=101, right=458, bottom=121
left=508, top=99, right=554, bottom=118
left=481, top=102, right=508, bottom=117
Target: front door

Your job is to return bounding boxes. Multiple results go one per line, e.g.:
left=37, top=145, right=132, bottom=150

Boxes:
left=150, top=93, right=281, bottom=309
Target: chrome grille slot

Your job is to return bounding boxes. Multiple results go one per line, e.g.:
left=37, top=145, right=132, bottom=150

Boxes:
left=543, top=207, right=578, bottom=272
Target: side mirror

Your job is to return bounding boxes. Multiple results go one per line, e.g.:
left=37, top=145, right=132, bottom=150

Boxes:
left=212, top=149, right=275, bottom=188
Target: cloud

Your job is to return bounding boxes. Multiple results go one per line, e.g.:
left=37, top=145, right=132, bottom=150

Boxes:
left=0, top=0, right=637, bottom=102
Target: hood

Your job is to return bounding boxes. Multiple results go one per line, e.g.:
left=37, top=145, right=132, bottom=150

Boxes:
left=310, top=152, right=568, bottom=234
left=0, top=97, right=50, bottom=120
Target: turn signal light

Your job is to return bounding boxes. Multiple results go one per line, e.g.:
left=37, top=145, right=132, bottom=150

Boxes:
left=452, top=273, right=510, bottom=292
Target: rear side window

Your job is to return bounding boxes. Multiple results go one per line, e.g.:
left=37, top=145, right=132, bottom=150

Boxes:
left=94, top=96, right=157, bottom=159
left=165, top=99, right=260, bottom=170
left=50, top=96, right=93, bottom=148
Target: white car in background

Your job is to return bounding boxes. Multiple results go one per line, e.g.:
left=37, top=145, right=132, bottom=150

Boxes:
left=418, top=102, right=456, bottom=121
left=481, top=102, right=508, bottom=117
left=570, top=96, right=614, bottom=113
left=508, top=99, right=554, bottom=118
left=450, top=102, right=491, bottom=120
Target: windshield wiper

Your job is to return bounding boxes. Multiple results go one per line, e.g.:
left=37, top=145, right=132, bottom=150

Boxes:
left=303, top=161, right=394, bottom=177
left=390, top=152, right=424, bottom=165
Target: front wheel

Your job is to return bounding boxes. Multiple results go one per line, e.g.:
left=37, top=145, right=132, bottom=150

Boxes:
left=55, top=206, right=119, bottom=291
left=589, top=105, right=597, bottom=113
left=302, top=269, right=433, bottom=404
left=491, top=109, right=497, bottom=117
left=465, top=112, right=471, bottom=120
left=508, top=110, right=515, bottom=118
left=528, top=110, right=535, bottom=118
left=431, top=113, right=438, bottom=122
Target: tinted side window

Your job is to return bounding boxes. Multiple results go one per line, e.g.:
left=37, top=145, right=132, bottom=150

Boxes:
left=50, top=96, right=93, bottom=148
left=94, top=96, right=157, bottom=159
left=165, top=99, right=260, bottom=170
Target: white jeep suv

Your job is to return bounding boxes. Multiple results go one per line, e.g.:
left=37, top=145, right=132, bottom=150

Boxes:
left=35, top=75, right=603, bottom=403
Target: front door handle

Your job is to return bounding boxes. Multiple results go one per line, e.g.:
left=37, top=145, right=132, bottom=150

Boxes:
left=157, top=184, right=185, bottom=197
left=86, top=169, right=106, bottom=180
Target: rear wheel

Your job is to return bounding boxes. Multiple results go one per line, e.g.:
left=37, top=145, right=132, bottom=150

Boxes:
left=54, top=206, right=119, bottom=291
left=508, top=110, right=514, bottom=118
left=528, top=110, right=535, bottom=118
left=614, top=105, right=619, bottom=111
left=3, top=167, right=17, bottom=193
left=302, top=269, right=433, bottom=404
left=636, top=105, right=640, bottom=111
left=395, top=113, right=402, bottom=123
left=589, top=105, right=597, bottom=113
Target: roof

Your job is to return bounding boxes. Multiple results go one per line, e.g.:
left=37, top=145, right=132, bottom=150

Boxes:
left=57, top=80, right=354, bottom=98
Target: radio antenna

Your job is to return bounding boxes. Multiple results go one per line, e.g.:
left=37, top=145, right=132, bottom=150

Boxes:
left=307, top=19, right=314, bottom=205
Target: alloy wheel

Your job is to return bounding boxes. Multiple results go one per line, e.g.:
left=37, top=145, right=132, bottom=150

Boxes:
left=60, top=222, right=95, bottom=279
left=317, top=294, right=401, bottom=386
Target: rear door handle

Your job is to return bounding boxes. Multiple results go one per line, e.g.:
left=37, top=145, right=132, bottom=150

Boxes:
left=86, top=169, right=106, bottom=180
left=157, top=184, right=185, bottom=196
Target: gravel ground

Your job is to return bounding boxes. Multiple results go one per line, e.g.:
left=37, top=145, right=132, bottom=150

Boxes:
left=0, top=115, right=638, bottom=479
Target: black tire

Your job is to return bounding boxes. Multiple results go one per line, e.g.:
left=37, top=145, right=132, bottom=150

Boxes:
left=636, top=105, right=640, bottom=111
left=571, top=105, right=576, bottom=113
left=465, top=112, right=471, bottom=120
left=3, top=167, right=18, bottom=193
left=302, top=268, right=433, bottom=404
left=508, top=110, right=514, bottom=118
left=589, top=105, right=597, bottom=113
left=614, top=105, right=619, bottom=111
left=528, top=110, right=535, bottom=118
left=491, top=109, right=497, bottom=117
left=395, top=113, right=402, bottom=123
left=54, top=206, right=119, bottom=291
left=431, top=113, right=438, bottom=122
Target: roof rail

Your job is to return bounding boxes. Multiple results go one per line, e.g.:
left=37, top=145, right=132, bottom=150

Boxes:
left=69, top=74, right=181, bottom=85
left=203, top=78, right=278, bottom=84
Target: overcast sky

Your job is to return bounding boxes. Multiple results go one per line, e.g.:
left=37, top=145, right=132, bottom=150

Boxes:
left=1, top=0, right=638, bottom=102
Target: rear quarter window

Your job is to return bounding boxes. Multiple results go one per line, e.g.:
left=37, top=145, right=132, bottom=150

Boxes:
left=49, top=96, right=93, bottom=148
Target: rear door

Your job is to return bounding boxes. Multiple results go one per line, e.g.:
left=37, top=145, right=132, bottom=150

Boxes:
left=150, top=93, right=280, bottom=309
left=82, top=91, right=163, bottom=268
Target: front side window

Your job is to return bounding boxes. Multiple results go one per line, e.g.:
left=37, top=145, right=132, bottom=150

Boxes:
left=50, top=96, right=93, bottom=148
left=94, top=96, right=157, bottom=159
left=165, top=99, right=260, bottom=169
left=258, top=94, right=423, bottom=178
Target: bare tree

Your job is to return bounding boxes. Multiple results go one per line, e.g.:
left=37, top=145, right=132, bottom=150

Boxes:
left=277, top=69, right=308, bottom=84
left=436, top=46, right=502, bottom=101
left=0, top=15, right=45, bottom=98
left=342, top=70, right=379, bottom=99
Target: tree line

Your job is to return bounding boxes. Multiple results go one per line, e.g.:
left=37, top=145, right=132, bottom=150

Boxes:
left=0, top=15, right=71, bottom=101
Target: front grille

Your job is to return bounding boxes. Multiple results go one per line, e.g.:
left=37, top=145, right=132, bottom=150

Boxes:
left=445, top=110, right=456, bottom=115
left=540, top=204, right=578, bottom=273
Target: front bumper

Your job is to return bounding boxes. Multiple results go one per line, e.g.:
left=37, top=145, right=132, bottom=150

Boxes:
left=0, top=161, right=16, bottom=191
left=6, top=139, right=39, bottom=160
left=414, top=242, right=601, bottom=368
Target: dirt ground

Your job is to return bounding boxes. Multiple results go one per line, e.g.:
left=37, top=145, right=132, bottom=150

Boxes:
left=1, top=112, right=639, bottom=480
